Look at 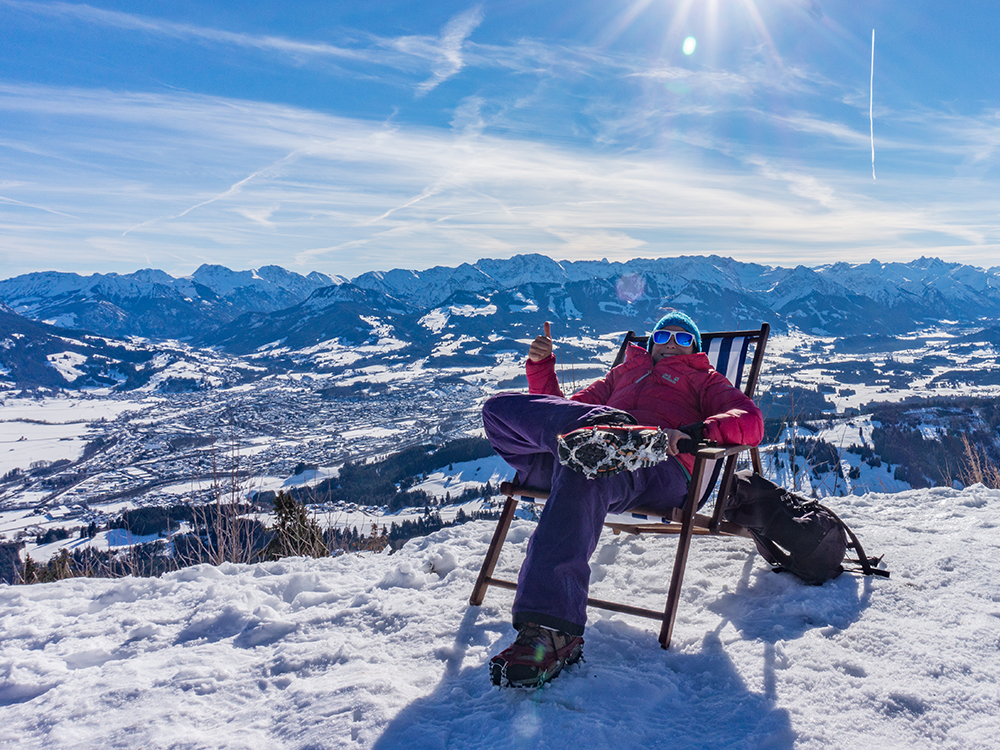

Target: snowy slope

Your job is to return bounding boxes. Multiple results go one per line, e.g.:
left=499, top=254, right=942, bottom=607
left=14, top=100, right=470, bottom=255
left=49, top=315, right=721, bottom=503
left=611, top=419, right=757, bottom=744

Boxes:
left=1, top=484, right=998, bottom=749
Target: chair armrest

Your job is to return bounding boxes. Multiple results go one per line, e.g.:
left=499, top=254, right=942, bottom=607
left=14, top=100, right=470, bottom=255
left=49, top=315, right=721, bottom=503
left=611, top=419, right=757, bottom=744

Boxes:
left=692, top=444, right=753, bottom=460
left=499, top=481, right=549, bottom=499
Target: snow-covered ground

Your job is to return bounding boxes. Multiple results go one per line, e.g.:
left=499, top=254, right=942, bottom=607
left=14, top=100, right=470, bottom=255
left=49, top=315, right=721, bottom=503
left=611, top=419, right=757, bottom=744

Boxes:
left=1, top=484, right=998, bottom=749
left=409, top=455, right=512, bottom=500
left=759, top=415, right=913, bottom=497
left=761, top=329, right=1000, bottom=414
left=0, top=395, right=142, bottom=475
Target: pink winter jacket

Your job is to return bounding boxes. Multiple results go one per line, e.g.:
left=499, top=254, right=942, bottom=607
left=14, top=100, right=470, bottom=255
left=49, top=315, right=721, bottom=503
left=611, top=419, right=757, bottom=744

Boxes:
left=526, top=344, right=764, bottom=474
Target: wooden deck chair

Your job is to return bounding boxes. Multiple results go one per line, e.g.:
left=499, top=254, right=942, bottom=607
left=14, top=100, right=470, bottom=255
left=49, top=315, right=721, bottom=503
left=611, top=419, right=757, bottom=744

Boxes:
left=469, top=323, right=770, bottom=649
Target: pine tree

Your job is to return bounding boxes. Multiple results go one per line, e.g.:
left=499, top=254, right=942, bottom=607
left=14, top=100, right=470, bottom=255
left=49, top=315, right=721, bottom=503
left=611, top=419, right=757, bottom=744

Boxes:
left=21, top=554, right=37, bottom=584
left=260, top=492, right=329, bottom=561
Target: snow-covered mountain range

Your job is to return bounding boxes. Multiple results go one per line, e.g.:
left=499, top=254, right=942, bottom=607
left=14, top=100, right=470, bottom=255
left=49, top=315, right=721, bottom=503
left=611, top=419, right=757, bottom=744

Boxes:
left=0, top=306, right=261, bottom=392
left=352, top=254, right=1000, bottom=321
left=3, top=254, right=1000, bottom=397
left=3, top=256, right=1000, bottom=352
left=0, top=264, right=344, bottom=340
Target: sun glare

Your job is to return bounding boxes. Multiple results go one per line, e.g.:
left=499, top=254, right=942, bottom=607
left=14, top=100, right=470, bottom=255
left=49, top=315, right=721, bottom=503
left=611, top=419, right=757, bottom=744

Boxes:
left=660, top=0, right=780, bottom=64
left=595, top=0, right=783, bottom=65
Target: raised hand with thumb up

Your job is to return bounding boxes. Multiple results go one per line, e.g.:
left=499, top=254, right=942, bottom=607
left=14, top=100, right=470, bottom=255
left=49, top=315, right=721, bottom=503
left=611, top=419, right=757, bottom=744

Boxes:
left=528, top=321, right=553, bottom=362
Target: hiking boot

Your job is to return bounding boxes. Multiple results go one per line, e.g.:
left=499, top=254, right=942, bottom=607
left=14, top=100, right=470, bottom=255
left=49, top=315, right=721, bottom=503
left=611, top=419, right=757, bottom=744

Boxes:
left=557, top=424, right=671, bottom=479
left=489, top=624, right=584, bottom=688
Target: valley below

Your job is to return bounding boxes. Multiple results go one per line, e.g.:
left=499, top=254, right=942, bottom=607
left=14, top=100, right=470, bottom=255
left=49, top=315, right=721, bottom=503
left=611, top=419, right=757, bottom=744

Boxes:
left=3, top=255, right=1000, bottom=576
left=2, top=323, right=999, bottom=573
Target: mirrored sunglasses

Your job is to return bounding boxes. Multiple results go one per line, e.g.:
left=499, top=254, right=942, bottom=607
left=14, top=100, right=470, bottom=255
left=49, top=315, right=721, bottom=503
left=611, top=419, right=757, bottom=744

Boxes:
left=651, top=329, right=695, bottom=347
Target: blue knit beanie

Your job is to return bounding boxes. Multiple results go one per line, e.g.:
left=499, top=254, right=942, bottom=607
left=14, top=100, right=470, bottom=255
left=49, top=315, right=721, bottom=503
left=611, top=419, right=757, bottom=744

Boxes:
left=648, top=311, right=702, bottom=353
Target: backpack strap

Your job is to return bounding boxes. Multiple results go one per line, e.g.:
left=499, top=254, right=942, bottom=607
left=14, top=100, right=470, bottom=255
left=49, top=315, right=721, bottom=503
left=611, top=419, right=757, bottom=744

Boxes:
left=752, top=504, right=890, bottom=581
left=748, top=532, right=795, bottom=574
left=820, top=504, right=891, bottom=579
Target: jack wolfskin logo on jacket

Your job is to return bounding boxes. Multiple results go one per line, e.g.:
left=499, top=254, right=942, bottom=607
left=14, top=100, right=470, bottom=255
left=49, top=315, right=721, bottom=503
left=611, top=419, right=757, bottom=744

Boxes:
left=661, top=373, right=680, bottom=384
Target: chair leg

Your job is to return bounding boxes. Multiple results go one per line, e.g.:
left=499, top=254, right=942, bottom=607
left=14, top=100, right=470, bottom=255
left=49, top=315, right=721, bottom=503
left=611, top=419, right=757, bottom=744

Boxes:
left=709, top=455, right=740, bottom=532
left=658, top=459, right=708, bottom=649
left=469, top=494, right=519, bottom=606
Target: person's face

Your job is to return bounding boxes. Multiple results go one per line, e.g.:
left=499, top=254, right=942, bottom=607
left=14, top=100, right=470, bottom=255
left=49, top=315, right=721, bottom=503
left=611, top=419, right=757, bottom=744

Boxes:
left=650, top=325, right=696, bottom=363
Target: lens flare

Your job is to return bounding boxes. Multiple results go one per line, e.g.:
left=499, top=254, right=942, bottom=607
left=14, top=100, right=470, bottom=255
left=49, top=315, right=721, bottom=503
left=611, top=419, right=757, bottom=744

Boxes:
left=616, top=273, right=645, bottom=303
left=682, top=36, right=697, bottom=55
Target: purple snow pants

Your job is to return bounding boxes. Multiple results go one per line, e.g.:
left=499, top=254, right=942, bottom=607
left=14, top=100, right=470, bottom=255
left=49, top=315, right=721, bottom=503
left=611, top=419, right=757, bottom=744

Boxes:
left=481, top=392, right=690, bottom=636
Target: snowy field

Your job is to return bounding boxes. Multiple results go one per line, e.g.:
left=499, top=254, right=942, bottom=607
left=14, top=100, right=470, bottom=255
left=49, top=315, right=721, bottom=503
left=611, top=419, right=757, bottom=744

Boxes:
left=1, top=484, right=998, bottom=749
left=0, top=396, right=142, bottom=475
left=757, top=329, right=1000, bottom=414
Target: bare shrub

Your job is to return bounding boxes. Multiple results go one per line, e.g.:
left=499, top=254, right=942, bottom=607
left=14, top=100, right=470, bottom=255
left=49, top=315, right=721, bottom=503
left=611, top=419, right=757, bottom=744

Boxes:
left=960, top=434, right=1000, bottom=489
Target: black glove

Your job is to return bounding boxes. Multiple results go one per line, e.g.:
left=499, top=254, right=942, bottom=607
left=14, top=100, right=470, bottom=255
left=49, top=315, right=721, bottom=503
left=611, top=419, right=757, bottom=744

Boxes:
left=676, top=421, right=708, bottom=454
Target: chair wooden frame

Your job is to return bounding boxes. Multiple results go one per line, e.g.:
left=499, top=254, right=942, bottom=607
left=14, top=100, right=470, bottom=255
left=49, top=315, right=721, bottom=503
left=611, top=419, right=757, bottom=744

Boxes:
left=469, top=323, right=770, bottom=649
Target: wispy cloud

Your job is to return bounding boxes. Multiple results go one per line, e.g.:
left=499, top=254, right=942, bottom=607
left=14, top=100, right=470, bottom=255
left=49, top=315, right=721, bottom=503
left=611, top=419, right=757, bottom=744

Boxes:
left=2, top=0, right=367, bottom=59
left=745, top=157, right=840, bottom=209
left=238, top=206, right=278, bottom=229
left=365, top=181, right=448, bottom=225
left=1, top=0, right=486, bottom=92
left=629, top=65, right=759, bottom=96
left=929, top=110, right=1000, bottom=165
left=2, top=83, right=1000, bottom=278
left=771, top=112, right=872, bottom=147
left=406, top=7, right=484, bottom=96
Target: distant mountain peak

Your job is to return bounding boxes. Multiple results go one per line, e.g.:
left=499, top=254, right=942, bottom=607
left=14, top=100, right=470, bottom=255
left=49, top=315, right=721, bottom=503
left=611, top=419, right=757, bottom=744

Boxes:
left=3, top=257, right=999, bottom=349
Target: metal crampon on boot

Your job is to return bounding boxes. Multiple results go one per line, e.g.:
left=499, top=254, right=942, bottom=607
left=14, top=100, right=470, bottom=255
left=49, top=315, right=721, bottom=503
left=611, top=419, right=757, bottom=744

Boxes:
left=489, top=624, right=584, bottom=688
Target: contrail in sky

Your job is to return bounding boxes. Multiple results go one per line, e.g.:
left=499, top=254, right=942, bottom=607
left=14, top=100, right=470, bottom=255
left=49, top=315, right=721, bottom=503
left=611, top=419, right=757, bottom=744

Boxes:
left=870, top=29, right=876, bottom=181
left=0, top=194, right=77, bottom=218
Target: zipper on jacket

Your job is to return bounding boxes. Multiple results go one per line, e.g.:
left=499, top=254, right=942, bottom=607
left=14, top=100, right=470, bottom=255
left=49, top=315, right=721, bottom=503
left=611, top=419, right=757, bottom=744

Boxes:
left=631, top=369, right=653, bottom=411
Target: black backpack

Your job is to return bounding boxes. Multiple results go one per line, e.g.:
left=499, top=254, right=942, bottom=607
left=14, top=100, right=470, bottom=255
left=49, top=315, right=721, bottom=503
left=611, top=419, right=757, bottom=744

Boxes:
left=723, top=470, right=889, bottom=584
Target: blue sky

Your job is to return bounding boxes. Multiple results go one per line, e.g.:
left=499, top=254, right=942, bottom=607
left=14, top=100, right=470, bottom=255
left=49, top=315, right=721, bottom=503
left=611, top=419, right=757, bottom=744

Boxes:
left=2, top=0, right=999, bottom=280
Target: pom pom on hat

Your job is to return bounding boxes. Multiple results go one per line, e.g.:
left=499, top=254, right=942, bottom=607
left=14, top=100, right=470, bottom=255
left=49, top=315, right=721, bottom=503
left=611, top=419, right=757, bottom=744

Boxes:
left=648, top=311, right=702, bottom=353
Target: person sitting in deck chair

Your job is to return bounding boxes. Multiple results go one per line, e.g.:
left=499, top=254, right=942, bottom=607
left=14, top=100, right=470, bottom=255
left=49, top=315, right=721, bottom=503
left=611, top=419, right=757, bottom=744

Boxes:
left=482, top=311, right=764, bottom=688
